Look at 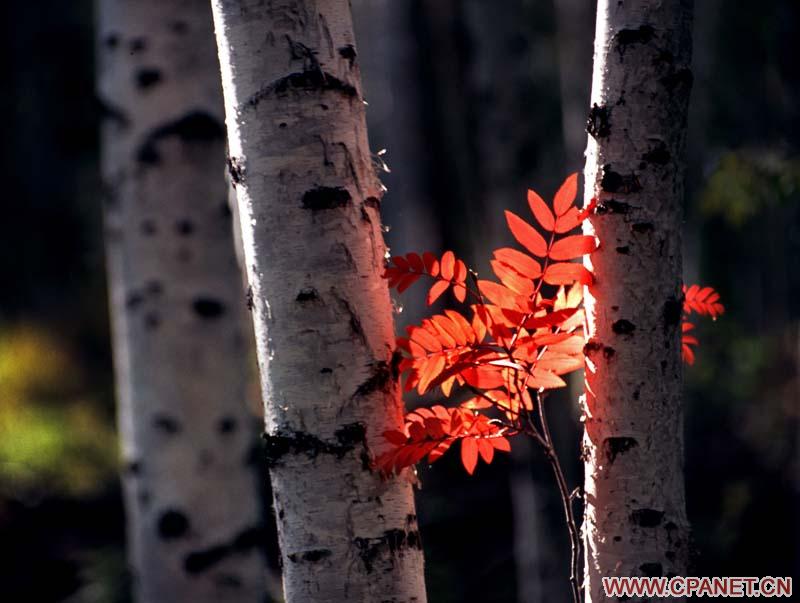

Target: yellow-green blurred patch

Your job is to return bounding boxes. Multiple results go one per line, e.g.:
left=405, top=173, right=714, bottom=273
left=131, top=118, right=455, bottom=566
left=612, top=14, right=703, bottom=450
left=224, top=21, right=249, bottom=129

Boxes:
left=0, top=325, right=118, bottom=497
left=701, top=150, right=800, bottom=227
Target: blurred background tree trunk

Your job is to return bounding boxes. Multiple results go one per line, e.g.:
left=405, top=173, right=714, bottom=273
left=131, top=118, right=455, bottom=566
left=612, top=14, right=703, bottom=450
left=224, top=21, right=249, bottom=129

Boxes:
left=581, top=1, right=694, bottom=600
left=210, top=1, right=428, bottom=601
left=96, top=1, right=272, bottom=600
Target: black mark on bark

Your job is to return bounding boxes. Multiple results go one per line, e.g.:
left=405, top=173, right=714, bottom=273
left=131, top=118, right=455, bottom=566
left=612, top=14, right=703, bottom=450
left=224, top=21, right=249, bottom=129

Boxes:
left=353, top=528, right=422, bottom=573
left=158, top=509, right=190, bottom=539
left=595, top=199, right=631, bottom=215
left=144, top=312, right=160, bottom=330
left=227, top=156, right=245, bottom=186
left=630, top=508, right=664, bottom=528
left=218, top=416, right=238, bottom=435
left=193, top=297, right=226, bottom=319
left=353, top=361, right=393, bottom=398
left=302, top=186, right=351, bottom=210
left=584, top=340, right=616, bottom=360
left=603, top=436, right=639, bottom=463
left=104, top=33, right=119, bottom=49
left=287, top=549, right=332, bottom=563
left=129, top=37, right=146, bottom=54
left=631, top=222, right=654, bottom=234
left=136, top=68, right=162, bottom=89
left=601, top=165, right=642, bottom=194
left=616, top=246, right=630, bottom=254
left=153, top=413, right=181, bottom=434
left=296, top=288, right=319, bottom=303
left=175, top=219, right=193, bottom=236
left=96, top=96, right=130, bottom=128
left=587, top=104, right=611, bottom=138
left=247, top=70, right=357, bottom=108
left=612, top=319, right=636, bottom=335
left=137, top=112, right=225, bottom=165
left=615, top=25, right=655, bottom=56
left=261, top=422, right=366, bottom=468
left=642, top=141, right=671, bottom=165
left=170, top=20, right=188, bottom=35
left=338, top=44, right=357, bottom=67
left=246, top=286, right=254, bottom=311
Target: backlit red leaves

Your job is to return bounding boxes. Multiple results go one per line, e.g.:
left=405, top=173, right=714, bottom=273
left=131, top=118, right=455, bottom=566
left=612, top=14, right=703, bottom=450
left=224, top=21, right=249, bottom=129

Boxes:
left=384, top=250, right=467, bottom=304
left=379, top=175, right=601, bottom=475
left=683, top=284, right=725, bottom=319
left=375, top=406, right=511, bottom=476
left=380, top=174, right=729, bottom=476
left=681, top=284, right=724, bottom=364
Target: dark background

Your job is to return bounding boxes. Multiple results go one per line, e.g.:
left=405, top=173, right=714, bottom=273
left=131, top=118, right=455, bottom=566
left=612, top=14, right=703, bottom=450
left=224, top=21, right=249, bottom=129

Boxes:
left=0, top=1, right=797, bottom=601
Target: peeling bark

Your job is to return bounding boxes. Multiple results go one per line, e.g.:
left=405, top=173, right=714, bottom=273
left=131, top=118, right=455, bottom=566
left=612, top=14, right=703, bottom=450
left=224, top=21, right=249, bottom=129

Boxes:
left=97, top=1, right=271, bottom=601
left=210, top=2, right=427, bottom=601
left=581, top=1, right=694, bottom=601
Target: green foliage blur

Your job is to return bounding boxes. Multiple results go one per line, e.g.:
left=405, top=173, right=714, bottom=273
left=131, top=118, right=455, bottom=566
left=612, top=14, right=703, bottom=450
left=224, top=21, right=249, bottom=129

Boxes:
left=0, top=326, right=118, bottom=498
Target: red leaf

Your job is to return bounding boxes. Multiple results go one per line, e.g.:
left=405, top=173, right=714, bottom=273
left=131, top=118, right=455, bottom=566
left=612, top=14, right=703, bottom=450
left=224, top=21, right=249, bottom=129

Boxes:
left=461, top=365, right=506, bottom=389
left=477, top=438, right=495, bottom=464
left=505, top=210, right=548, bottom=257
left=427, top=280, right=449, bottom=305
left=554, top=173, right=578, bottom=216
left=494, top=247, right=542, bottom=279
left=397, top=272, right=421, bottom=293
left=554, top=206, right=582, bottom=233
left=491, top=436, right=511, bottom=452
left=383, top=430, right=408, bottom=446
left=441, top=251, right=456, bottom=280
left=422, top=252, right=440, bottom=277
left=407, top=253, right=424, bottom=273
left=549, top=235, right=597, bottom=260
left=461, top=437, right=478, bottom=475
left=543, top=262, right=593, bottom=285
left=409, top=326, right=442, bottom=352
left=491, top=260, right=535, bottom=296
left=454, top=259, right=467, bottom=283
left=528, top=188, right=555, bottom=231
left=478, top=280, right=526, bottom=311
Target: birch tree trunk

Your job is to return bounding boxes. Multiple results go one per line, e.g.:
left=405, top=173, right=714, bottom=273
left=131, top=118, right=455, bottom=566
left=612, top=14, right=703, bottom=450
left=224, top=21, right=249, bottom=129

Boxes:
left=97, top=2, right=270, bottom=601
left=581, top=1, right=694, bottom=600
left=209, top=2, right=427, bottom=602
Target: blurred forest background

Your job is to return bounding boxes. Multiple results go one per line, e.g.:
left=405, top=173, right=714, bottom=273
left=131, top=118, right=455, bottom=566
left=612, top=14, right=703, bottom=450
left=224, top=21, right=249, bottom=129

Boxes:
left=0, top=1, right=797, bottom=601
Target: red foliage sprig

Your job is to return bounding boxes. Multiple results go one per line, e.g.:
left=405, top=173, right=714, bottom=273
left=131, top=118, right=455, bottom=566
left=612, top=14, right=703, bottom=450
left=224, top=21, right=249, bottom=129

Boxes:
left=681, top=284, right=725, bottom=365
left=379, top=173, right=723, bottom=475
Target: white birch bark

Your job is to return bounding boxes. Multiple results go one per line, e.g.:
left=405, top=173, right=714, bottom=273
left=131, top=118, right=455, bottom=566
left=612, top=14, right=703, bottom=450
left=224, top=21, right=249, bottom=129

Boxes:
left=96, top=1, right=270, bottom=601
left=209, top=2, right=427, bottom=601
left=581, top=1, right=694, bottom=600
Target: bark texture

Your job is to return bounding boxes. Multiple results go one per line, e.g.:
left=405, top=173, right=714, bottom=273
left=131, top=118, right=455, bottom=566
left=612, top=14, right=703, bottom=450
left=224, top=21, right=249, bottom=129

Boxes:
left=209, top=2, right=427, bottom=602
left=582, top=1, right=694, bottom=600
left=97, top=1, right=268, bottom=601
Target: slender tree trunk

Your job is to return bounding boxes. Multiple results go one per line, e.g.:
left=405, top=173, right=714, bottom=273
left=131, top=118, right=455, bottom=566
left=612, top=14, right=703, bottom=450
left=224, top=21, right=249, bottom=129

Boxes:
left=97, top=2, right=271, bottom=601
left=209, top=2, right=427, bottom=602
left=581, top=1, right=694, bottom=600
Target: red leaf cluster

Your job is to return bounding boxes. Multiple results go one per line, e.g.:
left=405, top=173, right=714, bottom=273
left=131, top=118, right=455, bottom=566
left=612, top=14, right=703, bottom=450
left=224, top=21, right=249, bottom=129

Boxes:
left=380, top=173, right=724, bottom=474
left=380, top=174, right=595, bottom=475
left=376, top=406, right=511, bottom=475
left=384, top=250, right=468, bottom=304
left=681, top=284, right=725, bottom=365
